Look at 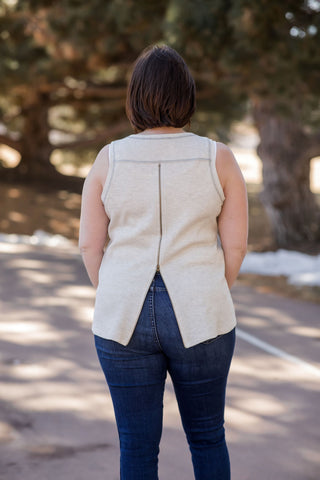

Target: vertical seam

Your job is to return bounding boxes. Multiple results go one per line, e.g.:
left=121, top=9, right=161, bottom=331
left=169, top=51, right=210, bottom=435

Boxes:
left=102, top=142, right=116, bottom=216
left=208, top=138, right=225, bottom=203
left=157, top=163, right=162, bottom=271
left=150, top=283, right=163, bottom=351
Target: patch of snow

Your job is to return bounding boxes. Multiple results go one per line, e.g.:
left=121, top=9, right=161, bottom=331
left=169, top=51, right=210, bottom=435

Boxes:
left=241, top=250, right=320, bottom=287
left=0, top=230, right=74, bottom=248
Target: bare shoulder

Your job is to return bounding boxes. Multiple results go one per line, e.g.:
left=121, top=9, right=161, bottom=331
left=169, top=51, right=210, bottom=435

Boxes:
left=216, top=142, right=239, bottom=173
left=85, top=144, right=109, bottom=188
left=216, top=142, right=245, bottom=191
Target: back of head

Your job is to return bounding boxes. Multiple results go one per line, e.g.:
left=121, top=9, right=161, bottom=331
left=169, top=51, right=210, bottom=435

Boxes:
left=126, top=45, right=196, bottom=132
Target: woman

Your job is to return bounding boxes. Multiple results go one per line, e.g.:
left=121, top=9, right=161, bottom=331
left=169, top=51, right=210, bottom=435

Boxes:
left=79, top=45, right=248, bottom=480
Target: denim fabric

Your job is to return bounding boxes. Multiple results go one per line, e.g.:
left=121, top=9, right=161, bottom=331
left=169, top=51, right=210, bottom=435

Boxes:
left=94, top=271, right=236, bottom=480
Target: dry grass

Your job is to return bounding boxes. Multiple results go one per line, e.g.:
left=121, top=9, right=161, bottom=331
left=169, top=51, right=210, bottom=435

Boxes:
left=0, top=184, right=81, bottom=241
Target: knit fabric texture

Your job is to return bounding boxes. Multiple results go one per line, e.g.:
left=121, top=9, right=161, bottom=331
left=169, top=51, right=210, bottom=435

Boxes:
left=92, top=132, right=236, bottom=348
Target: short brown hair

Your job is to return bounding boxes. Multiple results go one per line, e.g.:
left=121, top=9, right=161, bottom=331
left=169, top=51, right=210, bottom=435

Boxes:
left=126, top=45, right=196, bottom=132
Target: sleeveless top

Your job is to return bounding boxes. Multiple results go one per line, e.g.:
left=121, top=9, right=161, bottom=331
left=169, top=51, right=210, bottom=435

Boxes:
left=92, top=132, right=236, bottom=348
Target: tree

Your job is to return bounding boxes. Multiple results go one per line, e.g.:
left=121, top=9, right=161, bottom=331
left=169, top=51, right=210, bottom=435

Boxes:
left=1, top=0, right=320, bottom=248
left=0, top=0, right=167, bottom=188
left=165, top=0, right=320, bottom=248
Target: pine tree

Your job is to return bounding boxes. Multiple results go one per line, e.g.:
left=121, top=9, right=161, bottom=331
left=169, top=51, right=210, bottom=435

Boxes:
left=0, top=0, right=167, bottom=187
left=1, top=0, right=319, bottom=247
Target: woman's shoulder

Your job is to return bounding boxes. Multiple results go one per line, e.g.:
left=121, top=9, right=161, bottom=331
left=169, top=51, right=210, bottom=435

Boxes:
left=216, top=142, right=236, bottom=167
left=94, top=144, right=110, bottom=171
left=216, top=142, right=244, bottom=192
left=84, top=144, right=110, bottom=190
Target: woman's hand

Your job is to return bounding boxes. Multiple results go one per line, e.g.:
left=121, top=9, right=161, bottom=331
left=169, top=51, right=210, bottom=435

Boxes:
left=216, top=143, right=248, bottom=289
left=78, top=146, right=110, bottom=289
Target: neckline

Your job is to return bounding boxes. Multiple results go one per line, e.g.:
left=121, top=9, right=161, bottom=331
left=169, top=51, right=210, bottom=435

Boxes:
left=129, top=132, right=195, bottom=139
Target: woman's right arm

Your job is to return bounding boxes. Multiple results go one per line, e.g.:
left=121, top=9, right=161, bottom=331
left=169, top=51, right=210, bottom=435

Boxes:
left=79, top=146, right=110, bottom=289
left=216, top=142, right=248, bottom=289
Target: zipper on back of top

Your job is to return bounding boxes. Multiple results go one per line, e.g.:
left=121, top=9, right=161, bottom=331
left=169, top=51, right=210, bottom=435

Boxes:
left=156, top=163, right=162, bottom=271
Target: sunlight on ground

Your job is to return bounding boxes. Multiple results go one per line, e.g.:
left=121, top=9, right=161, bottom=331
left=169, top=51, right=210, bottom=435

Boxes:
left=240, top=307, right=294, bottom=327
left=56, top=285, right=95, bottom=299
left=287, top=325, right=320, bottom=338
left=234, top=395, right=285, bottom=416
left=0, top=317, right=68, bottom=344
left=230, top=352, right=320, bottom=382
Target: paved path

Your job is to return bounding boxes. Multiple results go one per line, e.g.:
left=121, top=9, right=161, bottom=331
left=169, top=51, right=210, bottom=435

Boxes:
left=0, top=243, right=319, bottom=480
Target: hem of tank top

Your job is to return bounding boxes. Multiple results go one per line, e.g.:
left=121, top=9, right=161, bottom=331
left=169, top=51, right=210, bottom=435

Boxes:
left=92, top=266, right=161, bottom=346
left=101, top=141, right=115, bottom=207
left=184, top=322, right=237, bottom=349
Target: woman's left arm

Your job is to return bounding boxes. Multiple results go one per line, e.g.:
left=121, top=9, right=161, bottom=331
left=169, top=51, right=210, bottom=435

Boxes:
left=79, top=146, right=110, bottom=289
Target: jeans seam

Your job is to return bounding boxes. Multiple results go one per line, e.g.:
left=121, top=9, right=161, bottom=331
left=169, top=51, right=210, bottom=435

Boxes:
left=149, top=285, right=163, bottom=351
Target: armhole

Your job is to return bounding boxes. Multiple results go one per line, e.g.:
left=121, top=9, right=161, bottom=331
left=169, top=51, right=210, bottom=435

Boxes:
left=208, top=139, right=225, bottom=202
left=101, top=141, right=115, bottom=204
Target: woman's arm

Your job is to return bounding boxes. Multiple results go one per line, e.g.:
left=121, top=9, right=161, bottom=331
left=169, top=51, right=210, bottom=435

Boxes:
left=78, top=146, right=110, bottom=289
left=216, top=142, right=248, bottom=289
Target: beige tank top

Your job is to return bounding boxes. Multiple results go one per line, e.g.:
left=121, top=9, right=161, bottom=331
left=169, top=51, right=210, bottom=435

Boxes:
left=92, top=132, right=236, bottom=348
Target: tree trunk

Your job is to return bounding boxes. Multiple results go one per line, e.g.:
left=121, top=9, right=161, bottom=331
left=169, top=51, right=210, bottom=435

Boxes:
left=0, top=91, right=130, bottom=191
left=17, top=92, right=57, bottom=179
left=0, top=92, right=84, bottom=191
left=253, top=101, right=320, bottom=249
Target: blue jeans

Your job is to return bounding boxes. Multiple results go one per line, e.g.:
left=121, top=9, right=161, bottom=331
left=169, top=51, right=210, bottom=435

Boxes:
left=94, top=271, right=236, bottom=480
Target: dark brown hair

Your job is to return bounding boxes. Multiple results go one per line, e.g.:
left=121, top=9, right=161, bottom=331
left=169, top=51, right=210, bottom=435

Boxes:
left=126, top=45, right=196, bottom=132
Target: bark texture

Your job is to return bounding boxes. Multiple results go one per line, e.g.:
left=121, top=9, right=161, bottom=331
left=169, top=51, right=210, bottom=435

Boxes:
left=16, top=93, right=61, bottom=180
left=253, top=101, right=320, bottom=248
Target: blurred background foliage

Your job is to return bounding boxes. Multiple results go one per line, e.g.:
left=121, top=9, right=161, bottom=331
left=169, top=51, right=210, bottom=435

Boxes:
left=0, top=0, right=320, bottom=248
